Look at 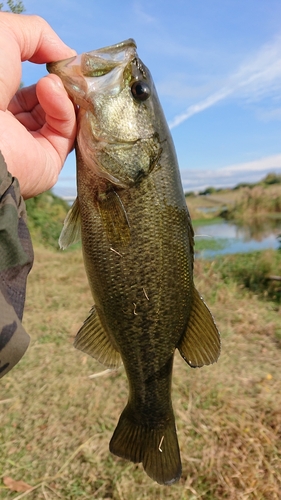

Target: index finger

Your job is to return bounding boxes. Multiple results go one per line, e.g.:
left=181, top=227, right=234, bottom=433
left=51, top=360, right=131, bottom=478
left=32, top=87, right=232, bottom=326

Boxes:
left=0, top=12, right=76, bottom=108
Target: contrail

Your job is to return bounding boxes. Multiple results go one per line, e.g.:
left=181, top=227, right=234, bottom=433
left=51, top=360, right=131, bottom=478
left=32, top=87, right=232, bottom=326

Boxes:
left=168, top=88, right=232, bottom=129
left=169, top=35, right=281, bottom=129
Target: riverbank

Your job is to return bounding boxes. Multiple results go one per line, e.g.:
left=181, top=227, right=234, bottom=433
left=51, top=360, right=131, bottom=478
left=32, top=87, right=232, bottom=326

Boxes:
left=185, top=177, right=281, bottom=222
left=1, top=246, right=280, bottom=499
left=185, top=181, right=281, bottom=257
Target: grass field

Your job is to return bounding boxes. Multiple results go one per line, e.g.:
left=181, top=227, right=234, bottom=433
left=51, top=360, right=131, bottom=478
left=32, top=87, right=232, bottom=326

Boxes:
left=1, top=246, right=281, bottom=499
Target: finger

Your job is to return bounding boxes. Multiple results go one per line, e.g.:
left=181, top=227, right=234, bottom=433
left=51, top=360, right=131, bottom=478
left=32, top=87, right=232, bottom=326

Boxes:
left=0, top=12, right=76, bottom=63
left=9, top=104, right=45, bottom=132
left=0, top=13, right=76, bottom=108
left=8, top=84, right=39, bottom=114
left=8, top=85, right=45, bottom=131
left=0, top=73, right=76, bottom=199
left=36, top=74, right=77, bottom=159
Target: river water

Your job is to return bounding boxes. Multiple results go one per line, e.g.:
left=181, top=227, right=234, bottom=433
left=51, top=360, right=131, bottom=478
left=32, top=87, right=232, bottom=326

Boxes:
left=194, top=219, right=281, bottom=258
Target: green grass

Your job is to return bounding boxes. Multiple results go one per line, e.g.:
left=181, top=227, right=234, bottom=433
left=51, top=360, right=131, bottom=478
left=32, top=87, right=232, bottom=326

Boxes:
left=0, top=246, right=281, bottom=499
left=192, top=217, right=224, bottom=227
left=194, top=236, right=228, bottom=253
left=213, top=249, right=281, bottom=304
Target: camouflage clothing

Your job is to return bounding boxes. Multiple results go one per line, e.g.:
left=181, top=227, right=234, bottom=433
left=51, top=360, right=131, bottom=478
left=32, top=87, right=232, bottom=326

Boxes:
left=0, top=151, right=34, bottom=378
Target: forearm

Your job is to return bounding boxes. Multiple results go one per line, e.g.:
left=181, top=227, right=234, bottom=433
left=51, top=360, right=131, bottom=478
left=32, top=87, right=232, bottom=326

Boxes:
left=0, top=151, right=33, bottom=378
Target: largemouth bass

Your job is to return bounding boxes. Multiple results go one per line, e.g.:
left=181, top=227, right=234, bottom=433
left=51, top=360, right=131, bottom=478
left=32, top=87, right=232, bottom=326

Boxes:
left=47, top=39, right=220, bottom=485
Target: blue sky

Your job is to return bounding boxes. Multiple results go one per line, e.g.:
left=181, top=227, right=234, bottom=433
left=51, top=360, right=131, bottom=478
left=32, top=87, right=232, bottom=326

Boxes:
left=20, top=0, right=281, bottom=194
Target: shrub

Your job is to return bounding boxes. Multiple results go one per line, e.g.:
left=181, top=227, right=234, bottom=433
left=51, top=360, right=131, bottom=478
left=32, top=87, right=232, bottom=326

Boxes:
left=25, top=191, right=70, bottom=249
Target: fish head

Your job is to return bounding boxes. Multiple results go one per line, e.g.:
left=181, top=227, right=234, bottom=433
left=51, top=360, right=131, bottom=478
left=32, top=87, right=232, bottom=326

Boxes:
left=47, top=39, right=165, bottom=187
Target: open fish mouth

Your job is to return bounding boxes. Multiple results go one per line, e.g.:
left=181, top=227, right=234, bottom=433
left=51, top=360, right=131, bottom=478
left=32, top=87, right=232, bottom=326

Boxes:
left=47, top=38, right=137, bottom=73
left=47, top=39, right=138, bottom=100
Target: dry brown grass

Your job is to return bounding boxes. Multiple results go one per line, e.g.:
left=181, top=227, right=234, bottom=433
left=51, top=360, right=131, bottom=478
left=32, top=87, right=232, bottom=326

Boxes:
left=186, top=183, right=281, bottom=221
left=186, top=190, right=244, bottom=220
left=228, top=186, right=281, bottom=221
left=1, top=247, right=280, bottom=499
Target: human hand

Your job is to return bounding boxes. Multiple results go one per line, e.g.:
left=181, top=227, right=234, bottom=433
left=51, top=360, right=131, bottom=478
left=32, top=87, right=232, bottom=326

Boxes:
left=0, top=13, right=77, bottom=199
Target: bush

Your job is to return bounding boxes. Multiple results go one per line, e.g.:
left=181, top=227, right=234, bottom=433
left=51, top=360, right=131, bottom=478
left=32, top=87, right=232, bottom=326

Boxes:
left=25, top=191, right=70, bottom=249
left=262, top=173, right=281, bottom=185
left=226, top=186, right=281, bottom=220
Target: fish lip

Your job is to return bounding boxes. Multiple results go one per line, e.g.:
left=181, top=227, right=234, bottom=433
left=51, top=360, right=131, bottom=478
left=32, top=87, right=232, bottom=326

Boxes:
left=46, top=54, right=77, bottom=76
left=92, top=38, right=137, bottom=55
left=47, top=39, right=141, bottom=109
left=47, top=39, right=137, bottom=76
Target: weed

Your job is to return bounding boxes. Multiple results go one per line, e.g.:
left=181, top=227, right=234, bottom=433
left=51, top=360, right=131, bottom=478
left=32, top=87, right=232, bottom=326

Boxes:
left=214, top=250, right=281, bottom=303
left=225, top=185, right=281, bottom=221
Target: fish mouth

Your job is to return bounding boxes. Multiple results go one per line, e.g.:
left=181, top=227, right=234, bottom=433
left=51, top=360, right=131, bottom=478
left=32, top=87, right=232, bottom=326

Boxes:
left=47, top=39, right=139, bottom=105
left=47, top=38, right=137, bottom=81
left=83, top=38, right=137, bottom=63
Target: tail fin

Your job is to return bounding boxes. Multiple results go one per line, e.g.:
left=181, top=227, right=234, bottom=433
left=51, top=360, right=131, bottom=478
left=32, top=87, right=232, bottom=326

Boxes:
left=109, top=404, right=182, bottom=485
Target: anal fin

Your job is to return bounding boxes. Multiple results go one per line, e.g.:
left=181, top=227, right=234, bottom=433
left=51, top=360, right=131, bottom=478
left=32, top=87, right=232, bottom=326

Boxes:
left=178, top=288, right=221, bottom=367
left=74, top=306, right=122, bottom=369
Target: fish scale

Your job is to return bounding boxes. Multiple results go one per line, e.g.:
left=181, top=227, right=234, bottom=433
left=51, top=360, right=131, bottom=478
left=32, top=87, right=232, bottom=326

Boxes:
left=47, top=38, right=220, bottom=485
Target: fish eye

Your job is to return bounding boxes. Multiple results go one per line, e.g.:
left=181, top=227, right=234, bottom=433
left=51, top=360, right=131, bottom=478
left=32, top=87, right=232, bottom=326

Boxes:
left=131, top=81, right=151, bottom=101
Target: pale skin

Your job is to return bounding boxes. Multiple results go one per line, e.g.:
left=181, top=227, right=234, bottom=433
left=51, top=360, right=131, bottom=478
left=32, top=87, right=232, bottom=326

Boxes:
left=0, top=12, right=77, bottom=199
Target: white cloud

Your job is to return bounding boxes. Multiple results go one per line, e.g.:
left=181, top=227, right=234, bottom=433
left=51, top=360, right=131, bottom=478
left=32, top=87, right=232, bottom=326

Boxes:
left=181, top=154, right=281, bottom=191
left=169, top=35, right=281, bottom=129
left=54, top=155, right=281, bottom=198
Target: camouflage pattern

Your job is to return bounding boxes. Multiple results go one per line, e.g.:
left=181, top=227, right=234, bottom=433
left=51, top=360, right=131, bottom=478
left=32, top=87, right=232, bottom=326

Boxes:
left=0, top=151, right=34, bottom=378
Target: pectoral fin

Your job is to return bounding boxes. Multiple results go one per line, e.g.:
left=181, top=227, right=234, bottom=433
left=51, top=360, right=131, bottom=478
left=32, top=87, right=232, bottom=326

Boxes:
left=178, top=288, right=220, bottom=367
left=98, top=189, right=130, bottom=246
left=59, top=197, right=81, bottom=250
left=74, top=306, right=122, bottom=369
